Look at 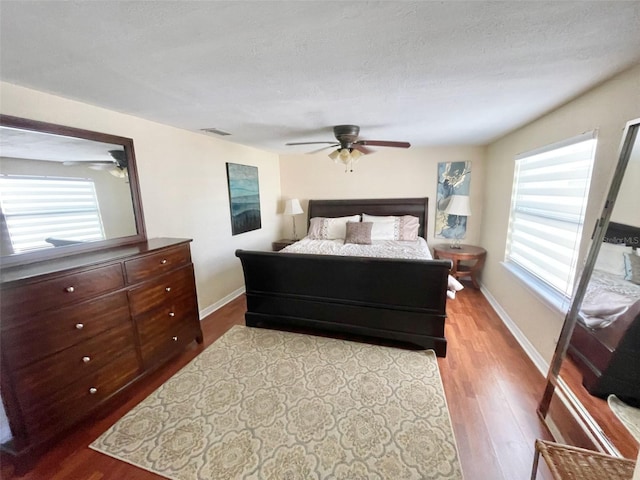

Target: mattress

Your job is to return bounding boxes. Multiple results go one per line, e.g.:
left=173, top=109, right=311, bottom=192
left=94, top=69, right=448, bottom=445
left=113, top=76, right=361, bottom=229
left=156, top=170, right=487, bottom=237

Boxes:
left=281, top=236, right=464, bottom=298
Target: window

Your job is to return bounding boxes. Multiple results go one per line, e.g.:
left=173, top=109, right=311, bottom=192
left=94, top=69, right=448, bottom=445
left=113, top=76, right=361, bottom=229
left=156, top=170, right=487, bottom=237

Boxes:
left=505, top=132, right=597, bottom=299
left=0, top=176, right=105, bottom=253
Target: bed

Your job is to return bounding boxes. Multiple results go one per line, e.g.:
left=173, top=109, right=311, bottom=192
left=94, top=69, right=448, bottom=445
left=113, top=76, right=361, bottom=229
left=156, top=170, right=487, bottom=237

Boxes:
left=568, top=222, right=640, bottom=405
left=235, top=197, right=457, bottom=356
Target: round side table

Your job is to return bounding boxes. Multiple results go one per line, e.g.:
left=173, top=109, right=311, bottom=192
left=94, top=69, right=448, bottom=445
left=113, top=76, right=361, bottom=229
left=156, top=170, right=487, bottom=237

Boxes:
left=433, top=244, right=487, bottom=289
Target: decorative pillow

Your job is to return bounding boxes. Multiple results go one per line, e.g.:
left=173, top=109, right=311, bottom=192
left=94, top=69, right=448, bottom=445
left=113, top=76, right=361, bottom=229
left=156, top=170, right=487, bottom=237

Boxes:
left=594, top=242, right=633, bottom=276
left=307, top=215, right=361, bottom=240
left=398, top=215, right=420, bottom=241
left=623, top=252, right=640, bottom=284
left=345, top=221, right=372, bottom=245
left=361, top=213, right=420, bottom=241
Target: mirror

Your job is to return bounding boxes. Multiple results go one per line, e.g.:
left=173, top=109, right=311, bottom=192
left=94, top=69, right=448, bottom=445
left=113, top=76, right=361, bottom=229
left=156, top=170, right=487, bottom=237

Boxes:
left=0, top=115, right=146, bottom=266
left=539, top=118, right=640, bottom=457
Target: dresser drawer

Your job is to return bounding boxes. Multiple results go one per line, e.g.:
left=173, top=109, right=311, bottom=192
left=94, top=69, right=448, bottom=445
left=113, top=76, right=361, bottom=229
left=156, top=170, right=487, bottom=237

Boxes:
left=1, top=291, right=131, bottom=370
left=124, top=244, right=191, bottom=284
left=139, top=321, right=200, bottom=369
left=1, top=263, right=124, bottom=321
left=128, top=264, right=196, bottom=316
left=135, top=291, right=200, bottom=368
left=136, top=295, right=199, bottom=340
left=14, top=323, right=139, bottom=408
left=22, top=350, right=140, bottom=441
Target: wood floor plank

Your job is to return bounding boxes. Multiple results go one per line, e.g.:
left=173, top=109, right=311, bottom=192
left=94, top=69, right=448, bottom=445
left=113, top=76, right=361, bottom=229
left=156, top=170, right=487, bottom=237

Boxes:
left=2, top=286, right=628, bottom=479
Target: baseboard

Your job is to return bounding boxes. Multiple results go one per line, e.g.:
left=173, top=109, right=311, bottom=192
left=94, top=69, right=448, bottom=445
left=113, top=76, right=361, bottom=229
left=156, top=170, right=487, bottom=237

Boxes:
left=479, top=285, right=549, bottom=376
left=479, top=285, right=621, bottom=455
left=199, top=286, right=245, bottom=320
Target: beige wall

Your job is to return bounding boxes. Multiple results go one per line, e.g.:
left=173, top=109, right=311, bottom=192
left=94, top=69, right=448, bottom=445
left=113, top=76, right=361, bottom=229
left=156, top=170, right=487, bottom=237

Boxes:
left=279, top=146, right=486, bottom=247
left=480, top=64, right=640, bottom=363
left=0, top=82, right=283, bottom=313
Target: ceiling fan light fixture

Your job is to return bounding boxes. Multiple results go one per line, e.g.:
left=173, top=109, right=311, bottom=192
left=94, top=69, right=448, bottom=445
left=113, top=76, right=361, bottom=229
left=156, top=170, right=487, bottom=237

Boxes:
left=109, top=168, right=128, bottom=179
left=328, top=148, right=361, bottom=172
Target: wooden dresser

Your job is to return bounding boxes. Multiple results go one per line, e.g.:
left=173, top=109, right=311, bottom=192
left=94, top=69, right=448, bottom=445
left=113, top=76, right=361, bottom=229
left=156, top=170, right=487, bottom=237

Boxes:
left=0, top=238, right=203, bottom=459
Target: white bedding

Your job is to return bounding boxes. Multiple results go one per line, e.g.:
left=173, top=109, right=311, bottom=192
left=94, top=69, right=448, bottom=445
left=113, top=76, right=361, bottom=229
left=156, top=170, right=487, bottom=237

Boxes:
left=281, top=237, right=464, bottom=299
left=580, top=269, right=640, bottom=329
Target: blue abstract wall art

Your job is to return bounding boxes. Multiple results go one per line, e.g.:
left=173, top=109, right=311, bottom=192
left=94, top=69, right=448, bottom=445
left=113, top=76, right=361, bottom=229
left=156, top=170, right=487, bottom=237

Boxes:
left=435, top=161, right=472, bottom=239
left=226, top=163, right=261, bottom=235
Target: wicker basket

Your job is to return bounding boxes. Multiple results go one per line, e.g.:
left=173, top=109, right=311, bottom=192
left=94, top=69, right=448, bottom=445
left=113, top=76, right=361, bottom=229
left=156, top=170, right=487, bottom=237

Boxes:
left=532, top=439, right=636, bottom=480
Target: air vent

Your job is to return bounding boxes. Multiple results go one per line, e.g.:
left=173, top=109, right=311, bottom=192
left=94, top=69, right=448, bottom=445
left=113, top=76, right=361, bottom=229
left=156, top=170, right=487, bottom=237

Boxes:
left=200, top=128, right=231, bottom=136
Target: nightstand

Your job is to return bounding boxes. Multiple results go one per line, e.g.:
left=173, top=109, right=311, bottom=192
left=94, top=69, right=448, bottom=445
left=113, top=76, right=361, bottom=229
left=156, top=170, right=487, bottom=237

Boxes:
left=433, top=244, right=487, bottom=289
left=272, top=239, right=297, bottom=251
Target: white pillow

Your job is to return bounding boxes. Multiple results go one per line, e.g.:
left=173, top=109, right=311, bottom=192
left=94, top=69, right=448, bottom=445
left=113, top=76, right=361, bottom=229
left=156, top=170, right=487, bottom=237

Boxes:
left=307, top=215, right=361, bottom=240
left=361, top=214, right=420, bottom=241
left=361, top=214, right=396, bottom=240
left=594, top=242, right=633, bottom=276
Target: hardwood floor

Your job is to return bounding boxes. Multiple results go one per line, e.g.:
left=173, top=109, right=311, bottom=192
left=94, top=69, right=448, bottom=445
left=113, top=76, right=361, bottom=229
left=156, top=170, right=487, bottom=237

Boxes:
left=0, top=285, right=597, bottom=479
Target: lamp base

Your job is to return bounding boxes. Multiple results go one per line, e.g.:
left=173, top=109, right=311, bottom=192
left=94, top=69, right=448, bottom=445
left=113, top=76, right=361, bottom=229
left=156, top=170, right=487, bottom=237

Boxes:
left=449, top=237, right=463, bottom=249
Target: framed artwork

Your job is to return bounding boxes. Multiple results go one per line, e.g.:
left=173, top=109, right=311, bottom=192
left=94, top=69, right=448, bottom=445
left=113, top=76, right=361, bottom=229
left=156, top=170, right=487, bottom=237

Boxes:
left=435, top=161, right=472, bottom=239
left=226, top=163, right=262, bottom=235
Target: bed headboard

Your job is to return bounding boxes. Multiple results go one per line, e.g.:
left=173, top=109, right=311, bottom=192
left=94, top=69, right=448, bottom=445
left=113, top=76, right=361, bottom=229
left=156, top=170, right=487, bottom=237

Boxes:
left=604, top=221, right=640, bottom=249
left=307, top=197, right=429, bottom=238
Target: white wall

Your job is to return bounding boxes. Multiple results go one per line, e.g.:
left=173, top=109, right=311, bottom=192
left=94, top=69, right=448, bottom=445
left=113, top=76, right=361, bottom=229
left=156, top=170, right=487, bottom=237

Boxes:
left=480, top=64, right=640, bottom=362
left=0, top=82, right=283, bottom=313
left=279, top=146, right=486, bottom=247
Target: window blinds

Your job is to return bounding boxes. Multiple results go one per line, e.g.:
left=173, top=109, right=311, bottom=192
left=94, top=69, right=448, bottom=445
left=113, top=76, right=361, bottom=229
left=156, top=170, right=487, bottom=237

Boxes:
left=0, top=176, right=105, bottom=253
left=506, top=132, right=597, bottom=296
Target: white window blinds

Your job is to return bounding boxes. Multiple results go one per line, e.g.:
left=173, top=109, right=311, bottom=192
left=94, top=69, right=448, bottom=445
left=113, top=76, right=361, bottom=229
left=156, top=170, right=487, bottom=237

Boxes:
left=0, top=176, right=105, bottom=253
left=506, top=132, right=597, bottom=297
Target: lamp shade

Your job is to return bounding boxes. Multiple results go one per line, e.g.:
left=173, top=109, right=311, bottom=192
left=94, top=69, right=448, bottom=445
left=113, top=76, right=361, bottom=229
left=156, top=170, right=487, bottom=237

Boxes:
left=283, top=198, right=303, bottom=215
left=444, top=195, right=471, bottom=216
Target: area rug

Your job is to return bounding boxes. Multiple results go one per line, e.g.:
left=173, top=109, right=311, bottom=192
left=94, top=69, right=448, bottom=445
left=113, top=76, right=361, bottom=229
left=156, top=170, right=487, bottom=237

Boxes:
left=91, top=325, right=463, bottom=479
left=608, top=394, right=640, bottom=442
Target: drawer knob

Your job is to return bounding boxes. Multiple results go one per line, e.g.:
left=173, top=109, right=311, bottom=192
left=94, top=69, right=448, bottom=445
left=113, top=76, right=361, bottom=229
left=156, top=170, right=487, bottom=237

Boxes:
left=65, top=286, right=75, bottom=293
left=161, top=259, right=168, bottom=265
left=169, top=312, right=175, bottom=317
left=89, top=387, right=97, bottom=395
left=172, top=336, right=178, bottom=341
left=82, top=356, right=91, bottom=363
left=165, top=287, right=171, bottom=292
left=75, top=323, right=84, bottom=330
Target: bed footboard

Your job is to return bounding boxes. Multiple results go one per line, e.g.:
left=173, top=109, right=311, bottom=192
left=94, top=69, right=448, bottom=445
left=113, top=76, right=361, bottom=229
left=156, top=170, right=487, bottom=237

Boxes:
left=235, top=250, right=452, bottom=356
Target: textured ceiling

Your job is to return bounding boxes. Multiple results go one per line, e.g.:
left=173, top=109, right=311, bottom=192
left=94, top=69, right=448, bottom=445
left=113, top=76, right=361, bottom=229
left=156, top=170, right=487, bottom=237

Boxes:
left=1, top=1, right=639, bottom=153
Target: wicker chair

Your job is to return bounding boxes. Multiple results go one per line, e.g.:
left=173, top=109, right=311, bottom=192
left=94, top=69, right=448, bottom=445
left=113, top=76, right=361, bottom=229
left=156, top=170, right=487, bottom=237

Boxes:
left=531, top=439, right=636, bottom=480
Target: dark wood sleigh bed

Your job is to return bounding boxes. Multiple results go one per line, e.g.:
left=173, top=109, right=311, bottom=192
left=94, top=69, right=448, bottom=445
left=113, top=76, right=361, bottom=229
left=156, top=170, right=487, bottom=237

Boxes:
left=568, top=222, right=640, bottom=405
left=235, top=198, right=453, bottom=356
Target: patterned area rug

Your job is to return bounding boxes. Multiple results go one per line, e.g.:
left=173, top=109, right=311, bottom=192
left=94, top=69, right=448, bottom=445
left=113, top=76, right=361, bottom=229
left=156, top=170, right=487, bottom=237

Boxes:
left=91, top=325, right=463, bottom=479
left=608, top=394, right=640, bottom=443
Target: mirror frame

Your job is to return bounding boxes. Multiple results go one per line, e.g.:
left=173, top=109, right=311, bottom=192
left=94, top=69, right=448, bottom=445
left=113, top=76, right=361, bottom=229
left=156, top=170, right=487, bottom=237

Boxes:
left=0, top=114, right=147, bottom=267
left=538, top=117, right=640, bottom=453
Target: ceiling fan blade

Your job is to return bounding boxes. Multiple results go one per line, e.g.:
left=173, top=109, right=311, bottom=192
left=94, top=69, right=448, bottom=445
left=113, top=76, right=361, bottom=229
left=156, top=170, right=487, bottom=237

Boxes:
left=63, top=160, right=115, bottom=166
left=285, top=141, right=336, bottom=146
left=89, top=162, right=118, bottom=170
left=308, top=144, right=339, bottom=154
left=352, top=144, right=373, bottom=155
left=357, top=140, right=411, bottom=148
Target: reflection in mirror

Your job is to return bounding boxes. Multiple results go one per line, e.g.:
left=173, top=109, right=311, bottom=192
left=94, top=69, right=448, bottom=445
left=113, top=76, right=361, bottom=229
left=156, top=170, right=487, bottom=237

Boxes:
left=0, top=116, right=145, bottom=265
left=539, top=118, right=640, bottom=459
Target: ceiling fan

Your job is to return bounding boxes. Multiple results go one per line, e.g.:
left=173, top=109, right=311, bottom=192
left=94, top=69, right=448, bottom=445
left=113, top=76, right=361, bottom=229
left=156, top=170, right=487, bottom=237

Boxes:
left=285, top=125, right=411, bottom=172
left=63, top=149, right=128, bottom=178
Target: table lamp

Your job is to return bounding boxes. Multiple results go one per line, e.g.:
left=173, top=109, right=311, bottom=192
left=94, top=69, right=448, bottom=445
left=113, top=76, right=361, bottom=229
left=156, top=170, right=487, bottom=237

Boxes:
left=284, top=198, right=304, bottom=240
left=444, top=195, right=471, bottom=249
